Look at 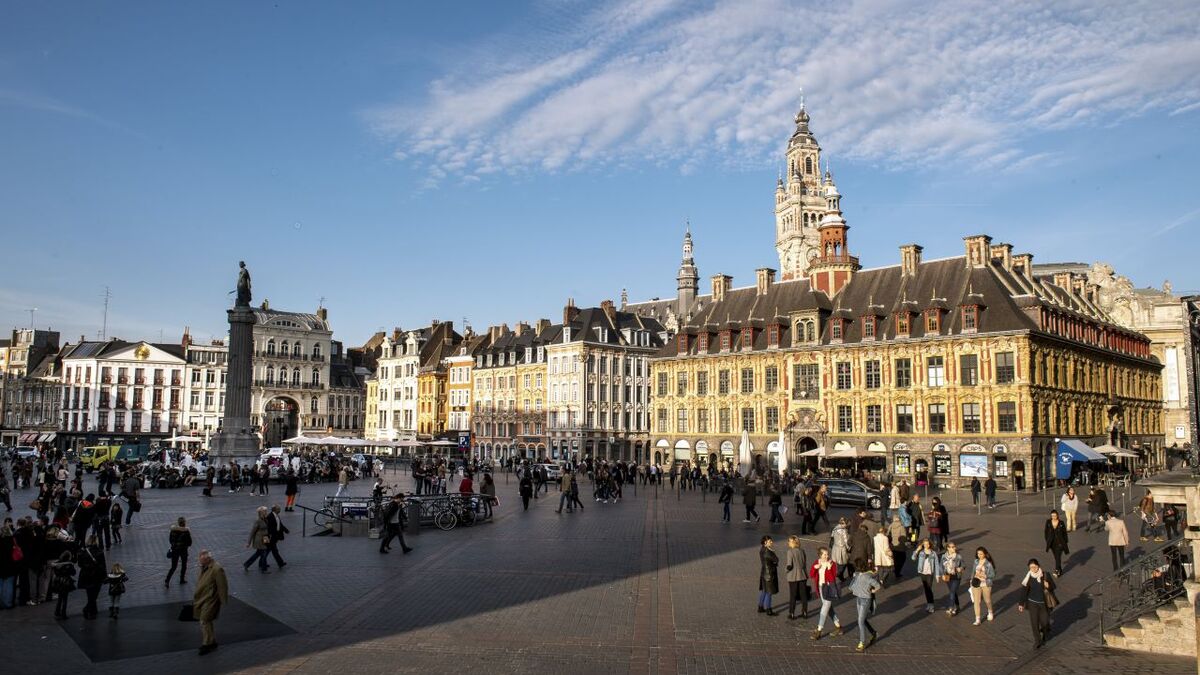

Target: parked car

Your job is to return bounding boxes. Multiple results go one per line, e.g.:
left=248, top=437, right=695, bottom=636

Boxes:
left=14, top=446, right=39, bottom=460
left=815, top=477, right=883, bottom=510
left=537, top=463, right=563, bottom=481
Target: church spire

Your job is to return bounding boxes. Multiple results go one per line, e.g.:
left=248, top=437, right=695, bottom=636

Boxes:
left=677, top=221, right=699, bottom=318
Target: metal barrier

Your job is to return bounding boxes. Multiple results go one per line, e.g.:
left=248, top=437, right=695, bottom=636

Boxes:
left=1095, top=535, right=1190, bottom=636
left=405, top=494, right=499, bottom=531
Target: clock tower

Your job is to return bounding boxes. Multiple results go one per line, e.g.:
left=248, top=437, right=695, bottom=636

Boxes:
left=775, top=97, right=831, bottom=281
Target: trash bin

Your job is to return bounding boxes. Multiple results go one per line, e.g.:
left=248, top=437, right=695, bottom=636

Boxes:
left=406, top=500, right=421, bottom=536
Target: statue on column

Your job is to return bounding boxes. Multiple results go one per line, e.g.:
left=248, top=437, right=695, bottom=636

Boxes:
left=235, top=261, right=252, bottom=306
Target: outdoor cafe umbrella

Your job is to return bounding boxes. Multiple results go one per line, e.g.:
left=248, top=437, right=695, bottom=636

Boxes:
left=738, top=429, right=752, bottom=474
left=777, top=429, right=788, bottom=476
left=1095, top=443, right=1140, bottom=459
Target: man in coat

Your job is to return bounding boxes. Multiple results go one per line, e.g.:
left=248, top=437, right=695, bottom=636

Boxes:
left=266, top=505, right=289, bottom=568
left=379, top=493, right=413, bottom=554
left=1104, top=511, right=1129, bottom=570
left=193, top=550, right=229, bottom=655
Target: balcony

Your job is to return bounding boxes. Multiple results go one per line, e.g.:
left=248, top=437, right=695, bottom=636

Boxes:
left=116, top=400, right=128, bottom=409
left=102, top=375, right=112, bottom=384
left=117, top=376, right=128, bottom=385
left=134, top=377, right=146, bottom=385
left=153, top=376, right=164, bottom=386
left=171, top=377, right=182, bottom=386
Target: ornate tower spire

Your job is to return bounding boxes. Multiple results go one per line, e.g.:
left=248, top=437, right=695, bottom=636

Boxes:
left=776, top=93, right=831, bottom=281
left=677, top=221, right=699, bottom=319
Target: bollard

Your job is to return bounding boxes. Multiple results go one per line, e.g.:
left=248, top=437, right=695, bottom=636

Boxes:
left=655, top=481, right=659, bottom=499
left=954, top=486, right=959, bottom=507
left=407, top=500, right=421, bottom=536
left=1016, top=489, right=1021, bottom=517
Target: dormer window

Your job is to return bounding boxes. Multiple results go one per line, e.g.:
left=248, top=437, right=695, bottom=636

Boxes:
left=896, top=313, right=910, bottom=336
left=698, top=332, right=709, bottom=352
left=536, top=346, right=544, bottom=361
left=961, top=306, right=979, bottom=333
left=525, top=347, right=532, bottom=361
left=767, top=324, right=780, bottom=347
left=741, top=328, right=753, bottom=350
left=792, top=317, right=817, bottom=344
left=720, top=331, right=732, bottom=352
left=925, top=310, right=940, bottom=334
left=830, top=319, right=843, bottom=341
left=862, top=317, right=876, bottom=339
left=677, top=334, right=689, bottom=353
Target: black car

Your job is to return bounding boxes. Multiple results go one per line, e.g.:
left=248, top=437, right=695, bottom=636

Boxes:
left=815, top=478, right=883, bottom=510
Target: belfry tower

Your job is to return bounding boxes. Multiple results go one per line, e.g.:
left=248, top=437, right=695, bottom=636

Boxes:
left=677, top=223, right=699, bottom=318
left=775, top=94, right=833, bottom=280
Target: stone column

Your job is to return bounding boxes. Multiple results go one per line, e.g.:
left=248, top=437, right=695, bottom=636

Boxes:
left=210, top=306, right=260, bottom=464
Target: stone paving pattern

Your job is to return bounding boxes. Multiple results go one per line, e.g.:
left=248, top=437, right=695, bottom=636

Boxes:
left=0, top=470, right=1194, bottom=674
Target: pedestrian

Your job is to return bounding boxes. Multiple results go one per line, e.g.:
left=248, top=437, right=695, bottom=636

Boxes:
left=203, top=465, right=215, bottom=497
left=969, top=547, right=996, bottom=625
left=906, top=494, right=924, bottom=543
left=1018, top=558, right=1057, bottom=649
left=0, top=524, right=14, bottom=609
left=1163, top=502, right=1181, bottom=540
left=166, top=516, right=193, bottom=587
left=768, top=483, right=784, bottom=523
left=479, top=473, right=496, bottom=518
left=848, top=559, right=881, bottom=651
left=1060, top=487, right=1079, bottom=531
left=193, top=549, right=229, bottom=655
left=809, top=546, right=843, bottom=640
left=796, top=485, right=816, bottom=534
left=266, top=505, right=289, bottom=569
left=284, top=470, right=299, bottom=512
left=873, top=527, right=894, bottom=585
left=1085, top=487, right=1109, bottom=533
left=108, top=501, right=123, bottom=544
left=831, top=517, right=851, bottom=581
left=742, top=481, right=760, bottom=523
left=970, top=477, right=981, bottom=506
left=77, top=534, right=107, bottom=620
left=243, top=506, right=272, bottom=573
left=1138, top=490, right=1164, bottom=542
left=92, top=492, right=112, bottom=550
left=785, top=535, right=809, bottom=620
left=378, top=493, right=413, bottom=554
left=757, top=535, right=779, bottom=615
left=70, top=493, right=96, bottom=543
left=1044, top=510, right=1069, bottom=576
left=984, top=475, right=998, bottom=509
left=940, top=541, right=965, bottom=615
left=912, top=538, right=942, bottom=613
left=555, top=469, right=572, bottom=514
left=120, top=472, right=140, bottom=524
left=257, top=465, right=270, bottom=496
left=334, top=466, right=350, bottom=498
left=719, top=480, right=734, bottom=523
left=519, top=472, right=533, bottom=511
left=50, top=550, right=76, bottom=619
left=1104, top=510, right=1129, bottom=570
left=927, top=503, right=945, bottom=552
left=887, top=515, right=908, bottom=579
left=106, top=563, right=127, bottom=619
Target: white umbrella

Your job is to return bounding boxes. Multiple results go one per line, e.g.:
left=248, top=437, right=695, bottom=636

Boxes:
left=798, top=446, right=827, bottom=457
left=165, top=435, right=203, bottom=443
left=777, top=429, right=788, bottom=476
left=738, top=429, right=752, bottom=474
left=282, top=435, right=317, bottom=445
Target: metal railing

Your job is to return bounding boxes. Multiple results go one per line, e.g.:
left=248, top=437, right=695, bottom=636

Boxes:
left=1095, top=534, right=1190, bottom=636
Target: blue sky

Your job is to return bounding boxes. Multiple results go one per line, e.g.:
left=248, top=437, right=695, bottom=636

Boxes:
left=2, top=0, right=1199, bottom=348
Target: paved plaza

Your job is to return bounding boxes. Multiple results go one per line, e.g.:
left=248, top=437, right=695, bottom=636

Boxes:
left=0, top=471, right=1194, bottom=675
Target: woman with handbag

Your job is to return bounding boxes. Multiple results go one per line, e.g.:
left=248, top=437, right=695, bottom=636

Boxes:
left=911, top=538, right=942, bottom=613
left=757, top=536, right=779, bottom=615
left=242, top=507, right=272, bottom=573
left=166, top=517, right=193, bottom=587
left=50, top=550, right=76, bottom=619
left=784, top=535, right=809, bottom=619
left=1044, top=510, right=1069, bottom=577
left=969, top=547, right=996, bottom=625
left=808, top=546, right=843, bottom=640
left=1018, top=558, right=1057, bottom=648
left=830, top=518, right=851, bottom=582
left=940, top=542, right=965, bottom=615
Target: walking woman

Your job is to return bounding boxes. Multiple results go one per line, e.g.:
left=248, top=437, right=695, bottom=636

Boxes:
left=809, top=546, right=842, bottom=640
left=757, top=536, right=779, bottom=615
left=50, top=551, right=76, bottom=619
left=815, top=484, right=831, bottom=532
left=1060, top=487, right=1079, bottom=532
left=284, top=469, right=299, bottom=512
left=1044, top=510, right=1069, bottom=577
left=941, top=542, right=965, bottom=616
left=873, top=526, right=894, bottom=585
left=518, top=472, right=533, bottom=511
left=888, top=515, right=908, bottom=580
left=848, top=559, right=881, bottom=651
left=167, top=517, right=193, bottom=587
left=1018, top=558, right=1057, bottom=648
left=912, top=538, right=942, bottom=613
left=831, top=518, right=851, bottom=582
left=969, top=547, right=996, bottom=625
left=77, top=534, right=107, bottom=620
left=785, top=535, right=809, bottom=619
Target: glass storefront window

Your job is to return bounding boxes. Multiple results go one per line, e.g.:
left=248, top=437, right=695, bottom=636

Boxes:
left=994, top=456, right=1009, bottom=477
left=934, top=454, right=952, bottom=476
left=894, top=454, right=911, bottom=474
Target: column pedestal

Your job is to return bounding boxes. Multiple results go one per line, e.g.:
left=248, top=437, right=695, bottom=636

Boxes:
left=210, top=305, right=260, bottom=465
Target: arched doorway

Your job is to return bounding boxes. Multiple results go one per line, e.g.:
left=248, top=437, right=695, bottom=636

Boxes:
left=1013, top=459, right=1027, bottom=491
left=796, top=436, right=818, bottom=471
left=263, top=397, right=299, bottom=448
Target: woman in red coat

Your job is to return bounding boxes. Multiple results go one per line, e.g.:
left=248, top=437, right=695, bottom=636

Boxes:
left=809, top=546, right=842, bottom=640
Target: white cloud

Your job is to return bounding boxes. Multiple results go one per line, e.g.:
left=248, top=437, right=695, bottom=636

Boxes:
left=370, top=0, right=1200, bottom=179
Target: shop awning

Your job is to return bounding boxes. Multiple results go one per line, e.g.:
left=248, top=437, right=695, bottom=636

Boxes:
left=1057, top=439, right=1107, bottom=463
left=38, top=433, right=55, bottom=443
left=19, top=433, right=36, bottom=444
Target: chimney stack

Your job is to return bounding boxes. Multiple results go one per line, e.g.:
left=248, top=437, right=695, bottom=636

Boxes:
left=711, top=274, right=732, bottom=302
left=1012, top=253, right=1034, bottom=280
left=1052, top=271, right=1073, bottom=291
left=535, top=318, right=551, bottom=334
left=900, top=244, right=923, bottom=276
left=563, top=298, right=580, bottom=325
left=317, top=307, right=328, bottom=322
left=755, top=268, right=776, bottom=296
left=963, top=234, right=993, bottom=268
left=600, top=299, right=617, bottom=323
left=1072, top=276, right=1087, bottom=298
left=990, top=243, right=1013, bottom=271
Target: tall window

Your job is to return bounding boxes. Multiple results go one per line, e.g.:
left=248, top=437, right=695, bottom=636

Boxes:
left=266, top=366, right=274, bottom=384
left=865, top=361, right=881, bottom=389
left=836, top=362, right=852, bottom=389
left=764, top=366, right=779, bottom=392
left=740, top=368, right=754, bottom=394
left=894, top=359, right=912, bottom=388
left=657, top=408, right=668, bottom=432
left=311, top=368, right=320, bottom=385
left=720, top=332, right=732, bottom=351
left=676, top=408, right=688, bottom=433
left=996, top=352, right=1016, bottom=384
left=697, top=408, right=709, bottom=433
left=741, top=407, right=755, bottom=433
left=292, top=368, right=301, bottom=386
left=997, top=401, right=1017, bottom=432
left=793, top=364, right=819, bottom=400
left=896, top=313, right=910, bottom=335
left=657, top=372, right=668, bottom=396
left=927, top=356, right=945, bottom=387
left=696, top=371, right=708, bottom=396
left=676, top=372, right=688, bottom=396
left=765, top=406, right=779, bottom=433
left=962, top=306, right=978, bottom=332
left=866, top=405, right=882, bottom=433
left=837, top=405, right=853, bottom=433
left=266, top=340, right=275, bottom=356
left=928, top=403, right=946, bottom=433
left=719, top=408, right=731, bottom=433
left=926, top=311, right=940, bottom=333
left=718, top=370, right=730, bottom=395
left=962, top=403, right=981, bottom=433
left=831, top=320, right=843, bottom=341
left=960, top=354, right=978, bottom=386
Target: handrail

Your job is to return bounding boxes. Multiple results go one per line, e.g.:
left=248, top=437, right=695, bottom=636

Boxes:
left=1093, top=533, right=1189, bottom=636
left=292, top=502, right=353, bottom=537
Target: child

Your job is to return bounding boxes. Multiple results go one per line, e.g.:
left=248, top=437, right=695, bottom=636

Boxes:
left=50, top=551, right=76, bottom=619
left=107, top=563, right=127, bottom=619
left=109, top=502, right=123, bottom=544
